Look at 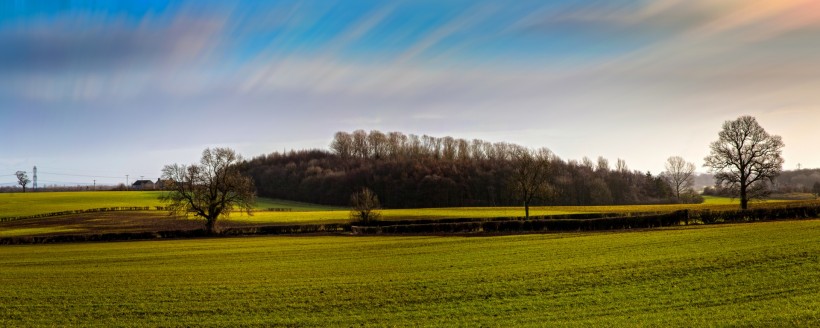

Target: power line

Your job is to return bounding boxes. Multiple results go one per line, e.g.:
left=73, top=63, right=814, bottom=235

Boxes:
left=32, top=179, right=96, bottom=185
left=38, top=171, right=124, bottom=179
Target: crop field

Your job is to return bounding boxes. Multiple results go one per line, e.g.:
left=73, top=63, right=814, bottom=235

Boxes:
left=0, top=191, right=165, bottom=217
left=0, top=191, right=335, bottom=218
left=0, top=192, right=816, bottom=238
left=1, top=220, right=819, bottom=326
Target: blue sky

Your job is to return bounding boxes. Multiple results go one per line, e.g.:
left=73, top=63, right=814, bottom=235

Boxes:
left=2, top=0, right=820, bottom=186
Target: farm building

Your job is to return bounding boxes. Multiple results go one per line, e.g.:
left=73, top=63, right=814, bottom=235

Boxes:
left=132, top=180, right=155, bottom=190
left=154, top=178, right=176, bottom=190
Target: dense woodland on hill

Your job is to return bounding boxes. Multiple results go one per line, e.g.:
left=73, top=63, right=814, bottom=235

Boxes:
left=241, top=130, right=684, bottom=208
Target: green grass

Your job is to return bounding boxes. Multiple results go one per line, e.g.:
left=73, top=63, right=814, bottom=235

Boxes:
left=701, top=195, right=738, bottom=204
left=228, top=198, right=813, bottom=225
left=1, top=220, right=819, bottom=326
left=2, top=192, right=816, bottom=237
left=0, top=191, right=336, bottom=218
left=253, top=197, right=343, bottom=211
left=0, top=191, right=166, bottom=217
left=229, top=207, right=580, bottom=224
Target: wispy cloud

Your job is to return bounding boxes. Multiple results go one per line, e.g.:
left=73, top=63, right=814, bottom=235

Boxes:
left=2, top=1, right=820, bottom=175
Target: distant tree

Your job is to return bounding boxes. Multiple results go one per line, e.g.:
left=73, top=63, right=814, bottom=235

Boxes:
left=15, top=171, right=30, bottom=192
left=704, top=116, right=784, bottom=209
left=330, top=131, right=353, bottom=159
left=351, top=129, right=369, bottom=158
left=596, top=156, right=610, bottom=174
left=511, top=147, right=553, bottom=218
left=244, top=131, right=704, bottom=208
left=368, top=130, right=388, bottom=159
left=615, top=158, right=628, bottom=173
left=662, top=156, right=696, bottom=201
left=350, top=187, right=381, bottom=224
left=813, top=181, right=820, bottom=199
left=160, top=147, right=255, bottom=234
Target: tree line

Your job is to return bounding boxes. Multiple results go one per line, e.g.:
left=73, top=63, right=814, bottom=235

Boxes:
left=162, top=115, right=784, bottom=233
left=240, top=130, right=687, bottom=208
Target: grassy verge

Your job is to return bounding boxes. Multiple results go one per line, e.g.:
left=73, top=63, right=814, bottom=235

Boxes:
left=1, top=220, right=819, bottom=326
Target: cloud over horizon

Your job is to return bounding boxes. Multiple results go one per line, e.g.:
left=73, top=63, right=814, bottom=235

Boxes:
left=2, top=0, right=819, bottom=184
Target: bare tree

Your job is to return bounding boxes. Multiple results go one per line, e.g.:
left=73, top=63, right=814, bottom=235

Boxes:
left=704, top=115, right=784, bottom=209
left=368, top=130, right=388, bottom=159
left=596, top=156, right=610, bottom=173
left=813, top=181, right=820, bottom=199
left=663, top=156, right=696, bottom=201
left=350, top=187, right=381, bottom=224
left=15, top=171, right=30, bottom=192
left=160, top=147, right=255, bottom=234
left=615, top=158, right=628, bottom=173
left=511, top=147, right=553, bottom=218
left=330, top=131, right=353, bottom=159
left=351, top=129, right=369, bottom=159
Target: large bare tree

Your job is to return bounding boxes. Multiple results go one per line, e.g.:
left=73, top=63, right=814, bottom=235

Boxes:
left=15, top=171, right=30, bottom=192
left=511, top=147, right=553, bottom=218
left=704, top=116, right=784, bottom=209
left=160, top=147, right=255, bottom=234
left=662, top=156, right=696, bottom=201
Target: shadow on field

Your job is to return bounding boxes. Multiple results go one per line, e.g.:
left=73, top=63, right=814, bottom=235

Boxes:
left=0, top=211, right=292, bottom=238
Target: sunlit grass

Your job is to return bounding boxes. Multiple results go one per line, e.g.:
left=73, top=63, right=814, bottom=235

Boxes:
left=0, top=191, right=333, bottom=218
left=2, top=192, right=815, bottom=230
left=0, top=191, right=165, bottom=217
left=227, top=197, right=814, bottom=225
left=1, top=220, right=819, bottom=326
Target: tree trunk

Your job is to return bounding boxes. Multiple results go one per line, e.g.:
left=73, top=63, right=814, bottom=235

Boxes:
left=524, top=200, right=530, bottom=219
left=206, top=216, right=217, bottom=234
left=740, top=188, right=748, bottom=210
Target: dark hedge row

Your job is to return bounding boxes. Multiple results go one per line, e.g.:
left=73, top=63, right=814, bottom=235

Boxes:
left=3, top=205, right=819, bottom=244
left=691, top=206, right=820, bottom=223
left=352, top=211, right=689, bottom=234
left=0, top=229, right=207, bottom=245
left=351, top=204, right=820, bottom=234
left=0, top=207, right=297, bottom=223
left=0, top=224, right=351, bottom=245
left=220, top=223, right=349, bottom=235
left=360, top=212, right=630, bottom=227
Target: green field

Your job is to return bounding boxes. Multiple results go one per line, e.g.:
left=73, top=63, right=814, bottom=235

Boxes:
left=0, top=191, right=165, bottom=217
left=1, top=220, right=819, bottom=326
left=0, top=191, right=336, bottom=218
left=1, top=192, right=816, bottom=238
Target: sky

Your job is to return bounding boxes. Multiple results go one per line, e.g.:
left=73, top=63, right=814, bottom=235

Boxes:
left=2, top=0, right=820, bottom=187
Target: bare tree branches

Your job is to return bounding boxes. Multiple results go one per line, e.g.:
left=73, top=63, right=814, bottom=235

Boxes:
left=350, top=187, right=381, bottom=224
left=662, top=156, right=696, bottom=201
left=511, top=147, right=553, bottom=219
left=704, top=116, right=784, bottom=209
left=160, top=147, right=255, bottom=234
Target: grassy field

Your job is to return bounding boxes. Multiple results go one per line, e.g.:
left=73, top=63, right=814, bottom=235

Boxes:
left=228, top=196, right=807, bottom=225
left=1, top=191, right=816, bottom=238
left=1, top=220, right=818, bottom=326
left=0, top=191, right=165, bottom=217
left=0, top=191, right=336, bottom=218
